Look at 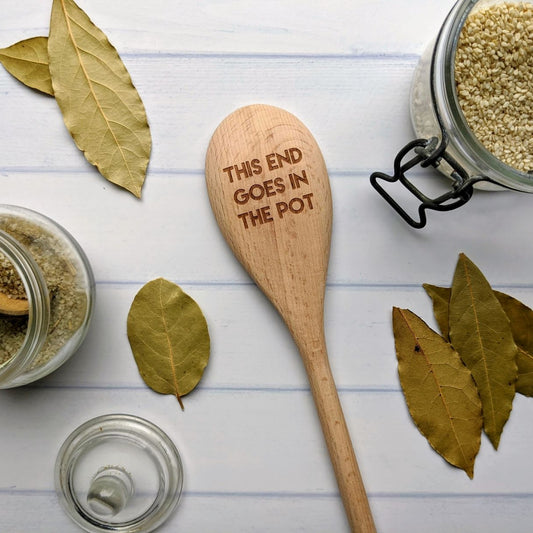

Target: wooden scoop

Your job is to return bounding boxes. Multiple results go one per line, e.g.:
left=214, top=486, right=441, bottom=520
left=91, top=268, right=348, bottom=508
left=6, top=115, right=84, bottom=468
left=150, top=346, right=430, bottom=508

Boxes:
left=0, top=292, right=29, bottom=316
left=205, top=104, right=376, bottom=533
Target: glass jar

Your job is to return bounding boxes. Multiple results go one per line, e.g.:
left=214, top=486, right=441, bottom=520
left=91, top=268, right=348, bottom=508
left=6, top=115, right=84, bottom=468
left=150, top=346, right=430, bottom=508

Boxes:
left=0, top=205, right=94, bottom=387
left=55, top=414, right=184, bottom=533
left=371, top=0, right=533, bottom=228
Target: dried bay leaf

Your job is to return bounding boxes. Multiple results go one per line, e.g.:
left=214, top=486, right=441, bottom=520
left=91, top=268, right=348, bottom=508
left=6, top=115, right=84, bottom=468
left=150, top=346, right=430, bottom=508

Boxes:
left=516, top=348, right=533, bottom=397
left=423, top=283, right=450, bottom=339
left=393, top=307, right=482, bottom=478
left=0, top=37, right=53, bottom=95
left=449, top=253, right=517, bottom=449
left=494, top=292, right=533, bottom=397
left=127, top=278, right=210, bottom=409
left=425, top=284, right=533, bottom=397
left=49, top=0, right=151, bottom=197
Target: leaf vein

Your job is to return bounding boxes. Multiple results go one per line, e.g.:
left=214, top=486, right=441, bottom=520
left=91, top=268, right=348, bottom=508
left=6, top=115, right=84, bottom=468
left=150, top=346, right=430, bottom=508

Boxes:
left=60, top=0, right=135, bottom=182
left=157, top=282, right=183, bottom=407
left=463, top=260, right=497, bottom=424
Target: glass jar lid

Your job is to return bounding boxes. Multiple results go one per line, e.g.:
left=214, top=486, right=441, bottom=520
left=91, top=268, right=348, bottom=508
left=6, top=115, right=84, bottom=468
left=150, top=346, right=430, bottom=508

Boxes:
left=55, top=414, right=183, bottom=533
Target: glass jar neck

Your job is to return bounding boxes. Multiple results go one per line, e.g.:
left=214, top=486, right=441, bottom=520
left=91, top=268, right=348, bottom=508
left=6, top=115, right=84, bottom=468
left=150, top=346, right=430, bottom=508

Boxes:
left=432, top=0, right=533, bottom=191
left=0, top=231, right=50, bottom=384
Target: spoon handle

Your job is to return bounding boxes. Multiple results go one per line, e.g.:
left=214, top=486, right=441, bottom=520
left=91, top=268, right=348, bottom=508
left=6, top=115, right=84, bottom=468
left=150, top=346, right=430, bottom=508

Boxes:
left=301, top=342, right=376, bottom=533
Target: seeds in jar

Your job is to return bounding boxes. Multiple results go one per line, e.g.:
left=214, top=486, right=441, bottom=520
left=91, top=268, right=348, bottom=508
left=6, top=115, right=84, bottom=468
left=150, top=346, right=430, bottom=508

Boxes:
left=455, top=2, right=533, bottom=172
left=0, top=216, right=88, bottom=369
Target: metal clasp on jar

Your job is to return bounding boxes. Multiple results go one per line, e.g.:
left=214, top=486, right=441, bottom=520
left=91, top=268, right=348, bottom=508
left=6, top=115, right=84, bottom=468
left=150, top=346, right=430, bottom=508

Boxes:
left=370, top=134, right=495, bottom=229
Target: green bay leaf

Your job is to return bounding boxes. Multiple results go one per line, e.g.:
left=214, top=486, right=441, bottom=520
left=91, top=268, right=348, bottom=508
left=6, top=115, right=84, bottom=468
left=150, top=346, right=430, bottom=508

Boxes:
left=0, top=37, right=53, bottom=95
left=449, top=253, right=517, bottom=449
left=48, top=0, right=151, bottom=197
left=393, top=307, right=482, bottom=479
left=127, top=278, right=210, bottom=409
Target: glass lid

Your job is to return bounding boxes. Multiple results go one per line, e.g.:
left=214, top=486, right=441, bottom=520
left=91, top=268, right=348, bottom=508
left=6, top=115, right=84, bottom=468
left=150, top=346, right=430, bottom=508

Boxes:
left=55, top=414, right=183, bottom=533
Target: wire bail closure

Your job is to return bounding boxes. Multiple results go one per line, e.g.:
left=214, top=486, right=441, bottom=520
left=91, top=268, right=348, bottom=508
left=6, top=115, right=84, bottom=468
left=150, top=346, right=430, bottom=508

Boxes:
left=370, top=134, right=491, bottom=228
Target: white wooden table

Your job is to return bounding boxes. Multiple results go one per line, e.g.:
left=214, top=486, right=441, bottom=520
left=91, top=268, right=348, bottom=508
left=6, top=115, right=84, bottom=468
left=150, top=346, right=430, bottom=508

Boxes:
left=2, top=1, right=533, bottom=531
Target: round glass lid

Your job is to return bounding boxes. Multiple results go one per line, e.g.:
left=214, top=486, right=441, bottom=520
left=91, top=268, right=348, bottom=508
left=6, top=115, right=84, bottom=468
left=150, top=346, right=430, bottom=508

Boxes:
left=55, top=414, right=183, bottom=533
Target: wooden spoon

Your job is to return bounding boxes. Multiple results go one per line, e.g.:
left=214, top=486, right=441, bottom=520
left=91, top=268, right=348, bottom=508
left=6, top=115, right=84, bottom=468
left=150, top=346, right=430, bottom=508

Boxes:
left=206, top=104, right=376, bottom=533
left=0, top=292, right=29, bottom=316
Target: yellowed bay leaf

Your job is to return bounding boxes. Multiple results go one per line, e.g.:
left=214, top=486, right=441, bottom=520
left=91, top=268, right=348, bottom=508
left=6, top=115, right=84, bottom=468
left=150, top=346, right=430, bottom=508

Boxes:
left=48, top=0, right=151, bottom=197
left=423, top=283, right=450, bottom=339
left=127, top=278, right=210, bottom=409
left=0, top=37, right=53, bottom=95
left=393, top=307, right=482, bottom=478
left=494, top=291, right=533, bottom=397
left=449, top=253, right=517, bottom=449
left=426, top=284, right=533, bottom=397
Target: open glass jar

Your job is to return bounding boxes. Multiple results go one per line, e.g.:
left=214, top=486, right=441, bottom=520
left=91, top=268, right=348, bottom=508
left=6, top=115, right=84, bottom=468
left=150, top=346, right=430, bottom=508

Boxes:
left=371, top=0, right=533, bottom=228
left=55, top=414, right=184, bottom=533
left=0, top=205, right=94, bottom=387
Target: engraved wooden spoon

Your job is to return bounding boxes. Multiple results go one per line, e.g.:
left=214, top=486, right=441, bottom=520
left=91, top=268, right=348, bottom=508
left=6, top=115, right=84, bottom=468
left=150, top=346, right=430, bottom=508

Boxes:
left=205, top=104, right=376, bottom=533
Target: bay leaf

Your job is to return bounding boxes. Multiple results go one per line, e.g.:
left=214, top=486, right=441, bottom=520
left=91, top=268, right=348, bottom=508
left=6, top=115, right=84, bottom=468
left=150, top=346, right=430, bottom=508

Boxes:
left=48, top=0, right=151, bottom=197
left=425, top=284, right=533, bottom=398
left=393, top=307, right=482, bottom=479
left=0, top=37, right=53, bottom=95
left=449, top=253, right=517, bottom=449
left=423, top=283, right=450, bottom=339
left=494, top=292, right=533, bottom=397
left=127, top=278, right=210, bottom=409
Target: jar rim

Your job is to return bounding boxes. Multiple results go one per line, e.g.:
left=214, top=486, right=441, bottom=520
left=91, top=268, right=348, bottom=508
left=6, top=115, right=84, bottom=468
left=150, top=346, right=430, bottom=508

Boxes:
left=433, top=0, right=533, bottom=191
left=0, top=229, right=50, bottom=382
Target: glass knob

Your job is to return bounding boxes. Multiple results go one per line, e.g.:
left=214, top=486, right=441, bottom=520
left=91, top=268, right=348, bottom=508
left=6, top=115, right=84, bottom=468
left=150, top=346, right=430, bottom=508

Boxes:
left=87, top=465, right=134, bottom=518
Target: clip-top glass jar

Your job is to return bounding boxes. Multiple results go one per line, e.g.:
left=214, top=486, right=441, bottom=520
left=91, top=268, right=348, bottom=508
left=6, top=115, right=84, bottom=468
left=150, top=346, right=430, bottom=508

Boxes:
left=0, top=205, right=94, bottom=387
left=371, top=0, right=533, bottom=228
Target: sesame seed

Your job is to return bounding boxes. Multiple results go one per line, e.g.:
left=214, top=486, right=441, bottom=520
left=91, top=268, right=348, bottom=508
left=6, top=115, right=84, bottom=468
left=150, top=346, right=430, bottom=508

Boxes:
left=455, top=2, right=533, bottom=172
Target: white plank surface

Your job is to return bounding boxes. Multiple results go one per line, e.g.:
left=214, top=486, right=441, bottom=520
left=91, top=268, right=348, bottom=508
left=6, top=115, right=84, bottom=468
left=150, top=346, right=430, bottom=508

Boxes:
left=2, top=0, right=533, bottom=532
